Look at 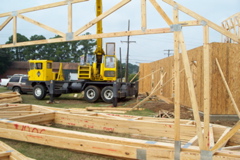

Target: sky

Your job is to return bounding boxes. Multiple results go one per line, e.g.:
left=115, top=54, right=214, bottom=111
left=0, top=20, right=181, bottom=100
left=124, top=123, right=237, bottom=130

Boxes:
left=0, top=0, right=239, bottom=64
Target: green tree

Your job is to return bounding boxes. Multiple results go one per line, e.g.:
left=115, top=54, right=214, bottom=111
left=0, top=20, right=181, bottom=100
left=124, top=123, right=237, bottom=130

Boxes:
left=71, top=32, right=96, bottom=62
left=0, top=48, right=12, bottom=74
left=24, top=35, right=47, bottom=60
left=6, top=33, right=29, bottom=61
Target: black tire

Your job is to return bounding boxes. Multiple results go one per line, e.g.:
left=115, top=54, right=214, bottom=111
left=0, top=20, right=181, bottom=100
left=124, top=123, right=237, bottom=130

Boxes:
left=84, top=85, right=100, bottom=103
left=33, top=85, right=47, bottom=100
left=12, top=87, right=22, bottom=94
left=101, top=86, right=114, bottom=103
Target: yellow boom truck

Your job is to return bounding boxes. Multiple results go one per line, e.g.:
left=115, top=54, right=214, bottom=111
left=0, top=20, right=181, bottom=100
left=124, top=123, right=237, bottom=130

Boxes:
left=26, top=0, right=138, bottom=106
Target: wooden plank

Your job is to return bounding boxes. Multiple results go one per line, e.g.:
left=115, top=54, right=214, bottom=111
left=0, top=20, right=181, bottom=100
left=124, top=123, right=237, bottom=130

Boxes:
left=0, top=28, right=172, bottom=48
left=162, top=0, right=240, bottom=43
left=203, top=25, right=211, bottom=150
left=173, top=6, right=181, bottom=147
left=0, top=141, right=35, bottom=160
left=178, top=31, right=204, bottom=149
left=141, top=0, right=147, bottom=31
left=0, top=105, right=31, bottom=111
left=18, top=14, right=65, bottom=37
left=0, top=151, right=11, bottom=158
left=0, top=0, right=88, bottom=18
left=182, top=135, right=198, bottom=148
left=0, top=111, right=40, bottom=118
left=9, top=112, right=55, bottom=124
left=211, top=121, right=240, bottom=153
left=0, top=16, right=13, bottom=31
left=149, top=0, right=173, bottom=25
left=74, top=0, right=131, bottom=36
left=215, top=58, right=240, bottom=118
left=179, top=20, right=200, bottom=26
left=0, top=120, right=239, bottom=159
left=13, top=16, right=17, bottom=44
left=209, top=125, right=215, bottom=149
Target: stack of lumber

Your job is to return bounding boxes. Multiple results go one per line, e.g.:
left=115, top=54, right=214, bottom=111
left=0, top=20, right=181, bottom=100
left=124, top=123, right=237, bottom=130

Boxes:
left=0, top=141, right=35, bottom=160
left=0, top=92, right=22, bottom=104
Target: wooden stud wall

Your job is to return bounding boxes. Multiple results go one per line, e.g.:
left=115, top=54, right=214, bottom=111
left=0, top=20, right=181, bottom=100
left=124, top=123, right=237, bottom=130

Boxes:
left=139, top=43, right=240, bottom=115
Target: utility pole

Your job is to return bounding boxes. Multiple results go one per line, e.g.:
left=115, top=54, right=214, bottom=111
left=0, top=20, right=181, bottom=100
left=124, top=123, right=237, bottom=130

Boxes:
left=121, top=20, right=136, bottom=82
left=164, top=49, right=173, bottom=57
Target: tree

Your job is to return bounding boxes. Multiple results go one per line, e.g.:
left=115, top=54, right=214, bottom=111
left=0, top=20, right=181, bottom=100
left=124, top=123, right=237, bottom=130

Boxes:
left=24, top=35, right=46, bottom=60
left=71, top=32, right=96, bottom=63
left=0, top=48, right=12, bottom=75
left=6, top=33, right=29, bottom=61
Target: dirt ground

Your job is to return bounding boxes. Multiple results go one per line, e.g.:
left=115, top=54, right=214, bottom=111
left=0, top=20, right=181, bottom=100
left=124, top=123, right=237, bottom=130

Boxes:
left=135, top=99, right=237, bottom=127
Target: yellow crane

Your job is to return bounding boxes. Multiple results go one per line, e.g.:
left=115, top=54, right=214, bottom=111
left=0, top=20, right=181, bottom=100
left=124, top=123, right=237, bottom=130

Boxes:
left=27, top=0, right=138, bottom=105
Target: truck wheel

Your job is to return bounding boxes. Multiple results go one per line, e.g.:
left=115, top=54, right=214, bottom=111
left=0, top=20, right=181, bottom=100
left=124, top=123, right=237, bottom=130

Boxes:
left=101, top=86, right=113, bottom=103
left=84, top=85, right=100, bottom=103
left=33, top=85, right=47, bottom=100
left=12, top=87, right=22, bottom=94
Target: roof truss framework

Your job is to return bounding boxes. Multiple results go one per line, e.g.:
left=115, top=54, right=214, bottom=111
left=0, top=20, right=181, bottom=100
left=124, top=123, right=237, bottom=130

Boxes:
left=0, top=0, right=240, bottom=159
left=0, top=104, right=240, bottom=159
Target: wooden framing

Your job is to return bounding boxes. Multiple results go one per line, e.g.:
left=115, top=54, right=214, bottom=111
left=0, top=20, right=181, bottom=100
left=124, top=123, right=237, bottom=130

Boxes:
left=0, top=140, right=35, bottom=160
left=222, top=12, right=240, bottom=43
left=0, top=104, right=240, bottom=159
left=1, top=0, right=240, bottom=159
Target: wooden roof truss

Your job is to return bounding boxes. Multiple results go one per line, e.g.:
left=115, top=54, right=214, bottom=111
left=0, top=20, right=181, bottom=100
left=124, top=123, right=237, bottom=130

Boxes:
left=0, top=0, right=240, bottom=159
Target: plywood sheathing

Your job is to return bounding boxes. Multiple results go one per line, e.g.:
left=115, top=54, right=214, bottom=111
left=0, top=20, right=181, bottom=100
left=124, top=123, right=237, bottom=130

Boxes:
left=139, top=43, right=240, bottom=115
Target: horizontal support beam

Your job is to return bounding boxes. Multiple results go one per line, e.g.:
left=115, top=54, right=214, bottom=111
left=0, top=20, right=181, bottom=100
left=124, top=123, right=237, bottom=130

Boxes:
left=0, top=0, right=88, bottom=18
left=0, top=28, right=172, bottom=48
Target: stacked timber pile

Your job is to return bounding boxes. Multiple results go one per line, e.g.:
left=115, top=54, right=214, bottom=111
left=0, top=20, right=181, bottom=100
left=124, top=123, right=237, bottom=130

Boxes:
left=0, top=92, right=22, bottom=104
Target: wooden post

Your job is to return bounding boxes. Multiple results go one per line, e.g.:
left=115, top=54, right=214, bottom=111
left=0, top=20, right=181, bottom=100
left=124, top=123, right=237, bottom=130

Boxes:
left=173, top=6, right=181, bottom=160
left=68, top=1, right=73, bottom=33
left=203, top=25, right=211, bottom=150
left=141, top=0, right=146, bottom=31
left=13, top=15, right=17, bottom=44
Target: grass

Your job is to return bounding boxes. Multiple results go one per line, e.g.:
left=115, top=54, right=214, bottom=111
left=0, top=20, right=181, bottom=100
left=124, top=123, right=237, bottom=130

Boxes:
left=0, top=86, right=155, bottom=160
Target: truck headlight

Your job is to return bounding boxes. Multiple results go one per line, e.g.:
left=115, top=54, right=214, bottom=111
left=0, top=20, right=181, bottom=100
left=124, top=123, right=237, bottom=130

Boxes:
left=104, top=71, right=115, bottom=77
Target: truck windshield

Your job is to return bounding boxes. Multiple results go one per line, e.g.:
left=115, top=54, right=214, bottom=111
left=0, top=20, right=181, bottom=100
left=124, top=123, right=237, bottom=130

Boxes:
left=105, top=57, right=115, bottom=68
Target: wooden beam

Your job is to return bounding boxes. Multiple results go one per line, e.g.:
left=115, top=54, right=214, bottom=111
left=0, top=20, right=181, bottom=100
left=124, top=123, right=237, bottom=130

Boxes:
left=211, top=121, right=240, bottom=153
left=0, top=111, right=40, bottom=118
left=9, top=112, right=55, bottom=124
left=17, top=14, right=65, bottom=37
left=215, top=58, right=240, bottom=118
left=173, top=6, right=181, bottom=154
left=178, top=31, right=204, bottom=149
left=209, top=125, right=215, bottom=149
left=13, top=16, right=17, bottom=44
left=182, top=135, right=198, bottom=148
left=74, top=0, right=131, bottom=36
left=0, top=16, right=13, bottom=31
left=179, top=20, right=201, bottom=26
left=0, top=141, right=35, bottom=160
left=141, top=0, right=147, bottom=31
left=162, top=0, right=240, bottom=43
left=0, top=28, right=172, bottom=48
left=0, top=0, right=88, bottom=18
left=149, top=0, right=173, bottom=25
left=203, top=25, right=211, bottom=150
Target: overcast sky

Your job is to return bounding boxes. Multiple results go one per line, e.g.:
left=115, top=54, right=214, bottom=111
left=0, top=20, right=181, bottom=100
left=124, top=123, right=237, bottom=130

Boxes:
left=0, top=0, right=239, bottom=64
